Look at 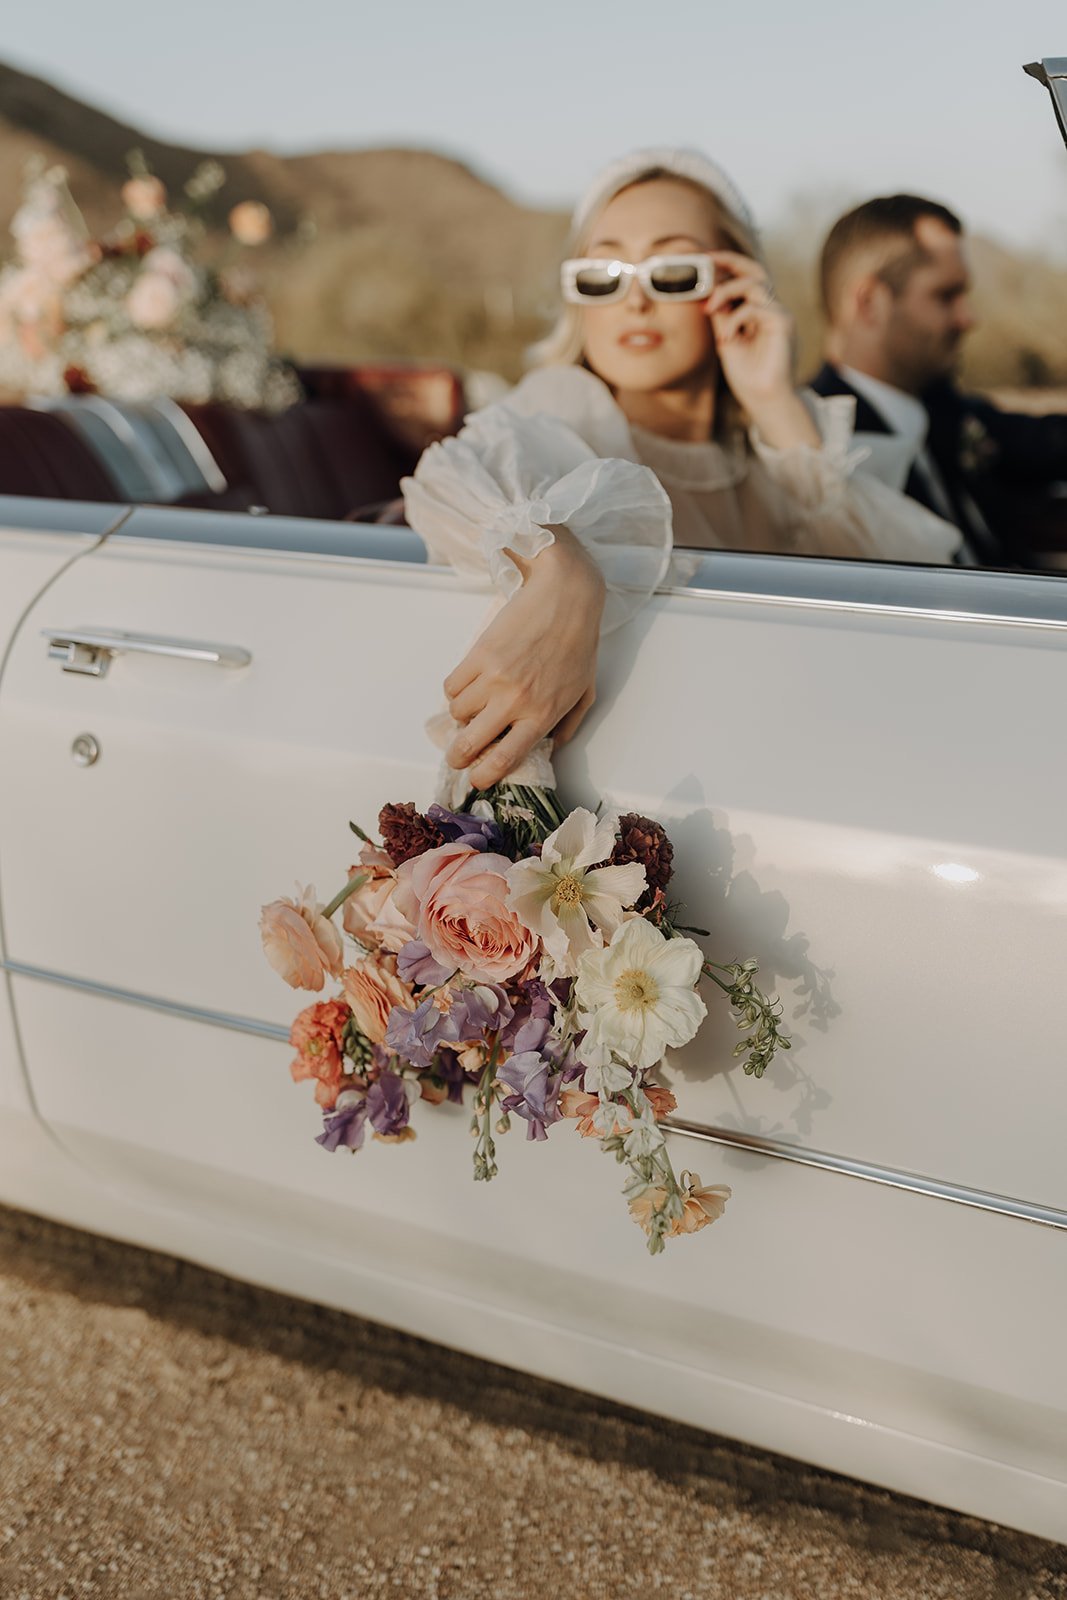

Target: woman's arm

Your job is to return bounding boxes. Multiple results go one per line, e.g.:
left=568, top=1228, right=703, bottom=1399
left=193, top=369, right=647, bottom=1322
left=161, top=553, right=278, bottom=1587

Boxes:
left=443, top=525, right=606, bottom=788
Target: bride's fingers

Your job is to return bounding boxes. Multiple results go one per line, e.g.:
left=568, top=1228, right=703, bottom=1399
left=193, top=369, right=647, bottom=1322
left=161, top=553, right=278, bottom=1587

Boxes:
left=467, top=718, right=545, bottom=790
left=445, top=701, right=512, bottom=771
left=551, top=685, right=596, bottom=748
left=443, top=654, right=481, bottom=703
left=447, top=679, right=488, bottom=725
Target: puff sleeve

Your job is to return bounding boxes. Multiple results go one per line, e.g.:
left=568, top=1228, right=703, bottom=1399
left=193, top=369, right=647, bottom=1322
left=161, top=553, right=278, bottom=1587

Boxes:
left=400, top=368, right=674, bottom=633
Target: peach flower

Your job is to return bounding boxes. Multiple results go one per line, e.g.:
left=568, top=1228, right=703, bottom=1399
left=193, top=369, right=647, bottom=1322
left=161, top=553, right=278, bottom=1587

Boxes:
left=126, top=272, right=183, bottom=330
left=629, top=1177, right=732, bottom=1237
left=644, top=1084, right=678, bottom=1121
left=342, top=953, right=415, bottom=1045
left=121, top=176, right=167, bottom=220
left=394, top=843, right=538, bottom=983
left=229, top=200, right=273, bottom=246
left=260, top=884, right=344, bottom=990
left=559, top=1088, right=614, bottom=1139
left=342, top=844, right=416, bottom=953
left=674, top=1182, right=732, bottom=1233
left=289, top=997, right=351, bottom=1108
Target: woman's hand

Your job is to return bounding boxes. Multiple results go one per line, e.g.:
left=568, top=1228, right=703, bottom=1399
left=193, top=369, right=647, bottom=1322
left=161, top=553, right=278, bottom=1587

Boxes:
left=443, top=526, right=606, bottom=789
left=706, top=250, right=820, bottom=450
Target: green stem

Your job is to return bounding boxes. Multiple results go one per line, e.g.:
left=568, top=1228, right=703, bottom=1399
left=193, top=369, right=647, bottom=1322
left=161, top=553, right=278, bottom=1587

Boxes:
left=472, top=1035, right=501, bottom=1182
left=322, top=871, right=370, bottom=922
left=700, top=962, right=733, bottom=994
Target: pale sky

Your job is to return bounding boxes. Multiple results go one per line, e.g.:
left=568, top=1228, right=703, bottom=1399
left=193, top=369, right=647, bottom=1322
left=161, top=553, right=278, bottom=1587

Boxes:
left=5, top=0, right=1067, bottom=253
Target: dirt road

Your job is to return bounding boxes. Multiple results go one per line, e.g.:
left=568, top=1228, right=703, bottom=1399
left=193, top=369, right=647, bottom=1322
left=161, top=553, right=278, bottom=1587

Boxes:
left=0, top=1204, right=1063, bottom=1600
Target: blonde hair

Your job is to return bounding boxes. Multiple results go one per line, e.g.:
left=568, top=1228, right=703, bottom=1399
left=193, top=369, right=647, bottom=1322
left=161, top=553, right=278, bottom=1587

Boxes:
left=527, top=166, right=763, bottom=437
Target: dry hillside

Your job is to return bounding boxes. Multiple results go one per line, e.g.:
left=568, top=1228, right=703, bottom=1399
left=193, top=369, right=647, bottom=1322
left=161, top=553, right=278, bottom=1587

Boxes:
left=2, top=59, right=1066, bottom=386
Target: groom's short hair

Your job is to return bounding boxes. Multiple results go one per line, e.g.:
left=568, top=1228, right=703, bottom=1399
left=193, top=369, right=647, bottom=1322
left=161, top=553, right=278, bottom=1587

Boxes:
left=820, top=194, right=964, bottom=321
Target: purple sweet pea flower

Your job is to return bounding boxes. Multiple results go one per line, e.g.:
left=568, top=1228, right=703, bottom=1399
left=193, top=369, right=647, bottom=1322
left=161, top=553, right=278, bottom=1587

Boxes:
left=498, top=978, right=556, bottom=1053
left=366, top=1070, right=411, bottom=1136
left=426, top=803, right=504, bottom=853
left=316, top=1095, right=368, bottom=1153
left=385, top=981, right=514, bottom=1071
left=497, top=1048, right=564, bottom=1142
left=397, top=939, right=455, bottom=988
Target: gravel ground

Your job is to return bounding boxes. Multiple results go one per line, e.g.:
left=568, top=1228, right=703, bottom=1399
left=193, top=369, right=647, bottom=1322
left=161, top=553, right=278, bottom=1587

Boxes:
left=0, top=1204, right=1064, bottom=1600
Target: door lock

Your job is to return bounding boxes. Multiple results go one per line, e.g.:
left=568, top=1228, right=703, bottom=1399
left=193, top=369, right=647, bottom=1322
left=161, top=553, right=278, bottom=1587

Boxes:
left=71, top=733, right=100, bottom=767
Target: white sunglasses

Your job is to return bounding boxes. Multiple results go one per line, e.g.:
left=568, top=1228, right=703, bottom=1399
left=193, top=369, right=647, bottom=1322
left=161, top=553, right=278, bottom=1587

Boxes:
left=560, top=253, right=716, bottom=305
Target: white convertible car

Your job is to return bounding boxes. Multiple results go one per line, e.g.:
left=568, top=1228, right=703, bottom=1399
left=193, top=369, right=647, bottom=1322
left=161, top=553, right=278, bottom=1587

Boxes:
left=0, top=486, right=1064, bottom=1543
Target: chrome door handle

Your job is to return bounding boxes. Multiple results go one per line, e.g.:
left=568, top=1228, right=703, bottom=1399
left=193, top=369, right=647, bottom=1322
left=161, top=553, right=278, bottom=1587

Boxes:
left=42, top=627, right=252, bottom=678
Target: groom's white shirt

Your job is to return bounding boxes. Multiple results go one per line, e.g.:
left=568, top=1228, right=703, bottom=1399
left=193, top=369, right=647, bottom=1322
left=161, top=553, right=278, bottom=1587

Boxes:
left=840, top=365, right=957, bottom=522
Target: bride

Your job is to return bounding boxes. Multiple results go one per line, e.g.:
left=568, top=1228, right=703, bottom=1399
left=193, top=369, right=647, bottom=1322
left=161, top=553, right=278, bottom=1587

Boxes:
left=401, top=146, right=960, bottom=795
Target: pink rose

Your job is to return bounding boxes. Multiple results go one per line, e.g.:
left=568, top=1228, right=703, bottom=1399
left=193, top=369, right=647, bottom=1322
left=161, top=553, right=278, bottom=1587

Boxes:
left=342, top=953, right=415, bottom=1045
left=260, top=884, right=344, bottom=990
left=342, top=844, right=416, bottom=953
left=229, top=200, right=273, bottom=246
left=126, top=272, right=182, bottom=330
left=394, top=843, right=538, bottom=984
left=121, top=176, right=167, bottom=220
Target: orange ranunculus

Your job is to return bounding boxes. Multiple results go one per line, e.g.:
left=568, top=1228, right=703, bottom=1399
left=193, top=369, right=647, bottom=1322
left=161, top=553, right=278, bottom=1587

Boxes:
left=260, top=885, right=345, bottom=991
left=342, top=844, right=416, bottom=953
left=289, top=998, right=351, bottom=1109
left=342, top=953, right=415, bottom=1046
left=394, top=843, right=538, bottom=984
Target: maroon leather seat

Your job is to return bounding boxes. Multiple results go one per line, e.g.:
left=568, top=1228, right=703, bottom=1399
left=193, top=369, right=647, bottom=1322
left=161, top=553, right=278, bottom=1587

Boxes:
left=0, top=407, right=121, bottom=502
left=180, top=388, right=421, bottom=521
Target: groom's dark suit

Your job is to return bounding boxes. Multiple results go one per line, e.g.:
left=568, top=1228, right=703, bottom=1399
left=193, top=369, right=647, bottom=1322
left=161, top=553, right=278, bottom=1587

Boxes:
left=808, top=362, right=1067, bottom=567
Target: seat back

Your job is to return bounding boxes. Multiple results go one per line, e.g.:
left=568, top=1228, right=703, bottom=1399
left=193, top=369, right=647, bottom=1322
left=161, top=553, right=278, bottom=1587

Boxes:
left=0, top=407, right=121, bottom=502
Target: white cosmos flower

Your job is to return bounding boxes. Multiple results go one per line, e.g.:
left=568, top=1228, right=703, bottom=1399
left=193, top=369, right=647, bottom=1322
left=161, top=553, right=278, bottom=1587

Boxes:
left=506, top=807, right=646, bottom=978
left=575, top=916, right=707, bottom=1073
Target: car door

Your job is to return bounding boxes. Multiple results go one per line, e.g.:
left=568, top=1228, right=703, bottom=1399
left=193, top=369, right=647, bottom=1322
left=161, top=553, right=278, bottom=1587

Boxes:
left=0, top=496, right=131, bottom=1124
left=0, top=502, right=1065, bottom=1542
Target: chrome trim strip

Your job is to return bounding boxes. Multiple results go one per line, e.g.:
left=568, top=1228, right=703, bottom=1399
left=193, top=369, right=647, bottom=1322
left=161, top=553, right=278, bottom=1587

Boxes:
left=657, top=583, right=1067, bottom=633
left=1, top=959, right=289, bottom=1043
left=4, top=957, right=1065, bottom=1231
left=663, top=1118, right=1067, bottom=1231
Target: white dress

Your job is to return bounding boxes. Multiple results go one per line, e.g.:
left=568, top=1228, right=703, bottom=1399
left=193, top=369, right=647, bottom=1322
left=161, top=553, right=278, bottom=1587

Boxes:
left=399, top=364, right=961, bottom=799
left=402, top=364, right=961, bottom=629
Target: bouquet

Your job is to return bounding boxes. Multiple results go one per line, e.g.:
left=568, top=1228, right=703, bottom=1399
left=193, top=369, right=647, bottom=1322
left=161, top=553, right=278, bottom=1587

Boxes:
left=261, top=781, right=788, bottom=1254
left=0, top=151, right=300, bottom=411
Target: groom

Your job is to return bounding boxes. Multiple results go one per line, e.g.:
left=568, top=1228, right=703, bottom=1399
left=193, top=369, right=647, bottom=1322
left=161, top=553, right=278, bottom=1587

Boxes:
left=809, top=194, right=1067, bottom=566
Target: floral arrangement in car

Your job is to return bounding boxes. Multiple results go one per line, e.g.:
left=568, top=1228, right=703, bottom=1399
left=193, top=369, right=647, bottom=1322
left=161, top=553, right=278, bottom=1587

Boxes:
left=0, top=151, right=301, bottom=411
left=260, top=782, right=788, bottom=1254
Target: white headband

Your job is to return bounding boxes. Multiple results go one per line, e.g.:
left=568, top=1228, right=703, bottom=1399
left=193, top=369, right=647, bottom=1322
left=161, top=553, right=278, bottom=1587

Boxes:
left=570, top=146, right=760, bottom=255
